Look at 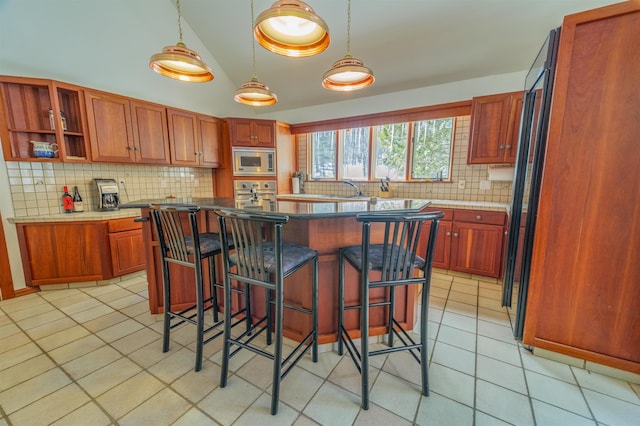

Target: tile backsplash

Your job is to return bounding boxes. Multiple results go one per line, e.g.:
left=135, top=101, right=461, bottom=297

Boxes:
left=6, top=162, right=214, bottom=217
left=297, top=116, right=513, bottom=203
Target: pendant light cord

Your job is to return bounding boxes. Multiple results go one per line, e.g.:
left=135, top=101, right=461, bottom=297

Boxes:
left=346, top=0, right=351, bottom=56
left=251, top=0, right=257, bottom=79
left=176, top=0, right=184, bottom=43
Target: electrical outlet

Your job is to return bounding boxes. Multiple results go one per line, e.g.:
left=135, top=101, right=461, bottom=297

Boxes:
left=458, top=179, right=466, bottom=190
left=119, top=179, right=125, bottom=188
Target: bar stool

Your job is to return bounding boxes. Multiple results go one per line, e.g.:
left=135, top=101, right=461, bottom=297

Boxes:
left=337, top=211, right=443, bottom=409
left=216, top=209, right=319, bottom=415
left=151, top=205, right=244, bottom=372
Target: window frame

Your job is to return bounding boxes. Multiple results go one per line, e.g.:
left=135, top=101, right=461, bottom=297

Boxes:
left=308, top=117, right=457, bottom=183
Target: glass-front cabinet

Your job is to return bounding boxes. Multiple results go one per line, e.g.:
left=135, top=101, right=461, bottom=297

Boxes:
left=0, top=76, right=89, bottom=162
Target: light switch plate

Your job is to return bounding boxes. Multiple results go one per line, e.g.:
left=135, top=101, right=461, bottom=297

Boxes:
left=458, top=180, right=466, bottom=189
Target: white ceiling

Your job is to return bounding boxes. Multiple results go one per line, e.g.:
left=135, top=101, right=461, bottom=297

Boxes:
left=0, top=0, right=621, bottom=123
left=179, top=0, right=619, bottom=113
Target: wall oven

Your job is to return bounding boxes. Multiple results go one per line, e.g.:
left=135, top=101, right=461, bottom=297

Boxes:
left=232, top=148, right=276, bottom=176
left=234, top=180, right=276, bottom=212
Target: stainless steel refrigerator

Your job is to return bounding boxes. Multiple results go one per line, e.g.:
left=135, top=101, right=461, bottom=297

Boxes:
left=502, top=28, right=560, bottom=340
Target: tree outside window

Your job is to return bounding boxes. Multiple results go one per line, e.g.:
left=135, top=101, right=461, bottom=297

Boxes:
left=309, top=117, right=455, bottom=181
left=374, top=123, right=408, bottom=180
left=311, top=131, right=336, bottom=179
left=341, top=127, right=369, bottom=180
left=411, top=118, right=454, bottom=179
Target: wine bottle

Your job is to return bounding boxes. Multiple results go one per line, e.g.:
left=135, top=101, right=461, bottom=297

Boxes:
left=62, top=186, right=74, bottom=213
left=72, top=186, right=84, bottom=212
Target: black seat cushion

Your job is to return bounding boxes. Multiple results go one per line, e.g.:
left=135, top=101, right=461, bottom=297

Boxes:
left=184, top=233, right=231, bottom=256
left=341, top=244, right=425, bottom=272
left=229, top=242, right=316, bottom=276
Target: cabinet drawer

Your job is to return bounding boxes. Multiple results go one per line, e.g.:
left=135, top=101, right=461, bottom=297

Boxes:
left=424, top=207, right=453, bottom=221
left=108, top=217, right=142, bottom=233
left=453, top=209, right=506, bottom=226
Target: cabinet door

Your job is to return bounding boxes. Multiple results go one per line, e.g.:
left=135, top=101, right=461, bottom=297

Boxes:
left=130, top=100, right=170, bottom=165
left=417, top=220, right=451, bottom=269
left=230, top=118, right=275, bottom=147
left=450, top=222, right=505, bottom=278
left=85, top=91, right=136, bottom=163
left=109, top=229, right=146, bottom=276
left=505, top=93, right=523, bottom=163
left=198, top=114, right=221, bottom=167
left=18, top=222, right=110, bottom=285
left=168, top=108, right=199, bottom=166
left=468, top=91, right=523, bottom=165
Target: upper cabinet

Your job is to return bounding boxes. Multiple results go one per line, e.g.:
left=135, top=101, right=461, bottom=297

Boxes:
left=467, top=91, right=524, bottom=164
left=85, top=90, right=170, bottom=165
left=229, top=118, right=275, bottom=147
left=167, top=109, right=221, bottom=167
left=0, top=76, right=90, bottom=162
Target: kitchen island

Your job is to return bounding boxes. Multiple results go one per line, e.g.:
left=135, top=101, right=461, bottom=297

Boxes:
left=123, top=197, right=432, bottom=344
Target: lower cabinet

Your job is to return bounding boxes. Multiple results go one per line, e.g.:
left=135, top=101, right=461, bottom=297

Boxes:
left=108, top=218, right=145, bottom=277
left=420, top=208, right=506, bottom=279
left=16, top=217, right=145, bottom=286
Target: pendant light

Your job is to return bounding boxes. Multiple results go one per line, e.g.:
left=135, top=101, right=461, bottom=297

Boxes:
left=235, top=0, right=278, bottom=106
left=149, top=0, right=214, bottom=82
left=254, top=0, right=330, bottom=57
left=322, top=0, right=374, bottom=91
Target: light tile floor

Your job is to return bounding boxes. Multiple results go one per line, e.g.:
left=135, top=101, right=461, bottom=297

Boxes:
left=1, top=270, right=639, bottom=425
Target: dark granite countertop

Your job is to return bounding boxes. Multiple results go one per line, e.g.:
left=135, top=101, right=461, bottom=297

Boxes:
left=120, top=197, right=432, bottom=219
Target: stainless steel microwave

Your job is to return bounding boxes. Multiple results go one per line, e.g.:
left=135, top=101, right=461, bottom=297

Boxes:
left=232, top=148, right=276, bottom=176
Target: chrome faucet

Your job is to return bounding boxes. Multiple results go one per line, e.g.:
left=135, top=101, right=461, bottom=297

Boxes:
left=343, top=180, right=362, bottom=197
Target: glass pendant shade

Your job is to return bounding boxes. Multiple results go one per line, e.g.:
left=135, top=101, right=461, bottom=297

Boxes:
left=234, top=78, right=278, bottom=106
left=322, top=55, right=374, bottom=91
left=149, top=0, right=214, bottom=82
left=254, top=0, right=330, bottom=57
left=149, top=43, right=214, bottom=82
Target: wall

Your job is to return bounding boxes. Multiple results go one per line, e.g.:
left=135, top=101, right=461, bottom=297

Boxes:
left=5, top=163, right=214, bottom=217
left=298, top=116, right=513, bottom=204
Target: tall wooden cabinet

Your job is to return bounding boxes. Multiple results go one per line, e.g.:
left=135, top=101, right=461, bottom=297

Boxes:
left=523, top=1, right=640, bottom=374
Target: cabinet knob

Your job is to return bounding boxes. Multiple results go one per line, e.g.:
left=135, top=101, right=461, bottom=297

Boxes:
left=499, top=144, right=506, bottom=149
left=476, top=215, right=482, bottom=220
left=446, top=231, right=451, bottom=236
left=453, top=232, right=459, bottom=237
left=250, top=135, right=258, bottom=139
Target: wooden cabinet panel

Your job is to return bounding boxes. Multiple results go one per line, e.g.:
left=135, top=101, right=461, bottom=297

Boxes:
left=85, top=91, right=135, bottom=163
left=198, top=114, right=221, bottom=167
left=130, top=100, right=170, bottom=165
left=450, top=221, right=505, bottom=278
left=168, top=108, right=199, bottom=166
left=468, top=91, right=523, bottom=164
left=17, top=221, right=111, bottom=285
left=109, top=229, right=145, bottom=276
left=229, top=118, right=275, bottom=147
left=0, top=76, right=90, bottom=162
left=524, top=2, right=640, bottom=373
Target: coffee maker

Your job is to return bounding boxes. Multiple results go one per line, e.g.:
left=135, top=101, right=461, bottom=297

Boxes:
left=95, top=178, right=120, bottom=211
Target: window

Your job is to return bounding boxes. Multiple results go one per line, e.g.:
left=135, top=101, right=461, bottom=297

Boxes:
left=311, top=131, right=336, bottom=179
left=340, top=127, right=369, bottom=180
left=374, top=123, right=408, bottom=180
left=309, top=117, right=455, bottom=181
left=411, top=118, right=454, bottom=180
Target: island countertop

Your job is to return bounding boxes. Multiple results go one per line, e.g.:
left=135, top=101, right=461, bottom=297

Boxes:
left=120, top=197, right=433, bottom=218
